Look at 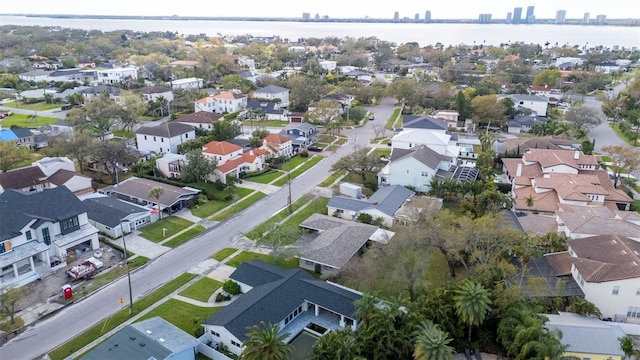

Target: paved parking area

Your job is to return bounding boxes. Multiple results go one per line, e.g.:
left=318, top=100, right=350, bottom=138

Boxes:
left=206, top=264, right=236, bottom=281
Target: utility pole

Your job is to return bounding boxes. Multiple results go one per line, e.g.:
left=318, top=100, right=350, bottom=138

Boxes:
left=119, top=220, right=134, bottom=315
left=287, top=171, right=292, bottom=214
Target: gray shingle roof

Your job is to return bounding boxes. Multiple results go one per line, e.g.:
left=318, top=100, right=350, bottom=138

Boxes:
left=246, top=100, right=283, bottom=115
left=392, top=145, right=451, bottom=170
left=10, top=127, right=33, bottom=139
left=0, top=187, right=86, bottom=241
left=327, top=197, right=372, bottom=212
left=368, top=185, right=415, bottom=217
left=402, top=115, right=448, bottom=130
left=83, top=196, right=150, bottom=228
left=205, top=260, right=361, bottom=341
left=136, top=122, right=195, bottom=137
left=254, top=85, right=289, bottom=94
left=175, top=111, right=223, bottom=124
left=81, top=85, right=121, bottom=95
left=101, top=177, right=200, bottom=207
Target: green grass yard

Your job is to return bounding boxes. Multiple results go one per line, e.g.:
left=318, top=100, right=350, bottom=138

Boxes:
left=318, top=170, right=347, bottom=187
left=272, top=156, right=324, bottom=186
left=212, top=247, right=238, bottom=261
left=211, top=192, right=266, bottom=221
left=3, top=100, right=61, bottom=111
left=225, top=251, right=299, bottom=269
left=280, top=156, right=307, bottom=171
left=385, top=108, right=401, bottom=130
left=178, top=277, right=223, bottom=302
left=244, top=196, right=315, bottom=240
left=138, top=299, right=222, bottom=335
left=0, top=113, right=58, bottom=128
left=245, top=170, right=284, bottom=184
left=139, top=217, right=194, bottom=243
left=163, top=225, right=206, bottom=248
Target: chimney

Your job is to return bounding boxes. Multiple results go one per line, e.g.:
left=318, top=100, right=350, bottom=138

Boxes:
left=516, top=163, right=522, bottom=177
left=574, top=150, right=579, bottom=160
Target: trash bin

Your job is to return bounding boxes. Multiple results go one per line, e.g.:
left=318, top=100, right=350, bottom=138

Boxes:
left=62, top=284, right=73, bottom=299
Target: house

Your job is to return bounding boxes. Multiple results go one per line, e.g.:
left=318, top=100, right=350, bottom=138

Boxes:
left=194, top=91, right=248, bottom=114
left=49, top=119, right=76, bottom=136
left=136, top=122, right=196, bottom=155
left=174, top=111, right=223, bottom=131
left=18, top=69, right=51, bottom=82
left=0, top=166, right=49, bottom=194
left=401, top=115, right=449, bottom=132
left=80, top=85, right=121, bottom=101
left=528, top=85, right=563, bottom=100
left=48, top=68, right=91, bottom=83
left=82, top=196, right=156, bottom=238
left=342, top=70, right=372, bottom=83
left=545, top=234, right=640, bottom=323
left=253, top=85, right=290, bottom=107
left=506, top=115, right=548, bottom=134
left=201, top=141, right=266, bottom=183
left=555, top=204, right=640, bottom=241
left=544, top=312, right=626, bottom=360
left=96, top=67, right=138, bottom=85
left=478, top=55, right=499, bottom=69
left=203, top=260, right=362, bottom=356
left=0, top=186, right=100, bottom=287
left=378, top=146, right=476, bottom=193
left=171, top=77, right=203, bottom=90
left=327, top=185, right=415, bottom=227
left=133, top=86, right=174, bottom=102
left=297, top=214, right=394, bottom=275
left=99, top=177, right=200, bottom=216
left=319, top=60, right=337, bottom=71
left=83, top=317, right=201, bottom=360
left=501, top=94, right=549, bottom=117
left=10, top=127, right=35, bottom=149
left=595, top=61, right=621, bottom=74
left=279, top=122, right=317, bottom=150
left=321, top=93, right=354, bottom=108
left=155, top=153, right=187, bottom=179
left=433, top=110, right=461, bottom=129
left=262, top=134, right=293, bottom=157
left=495, top=136, right=575, bottom=156
left=245, top=100, right=287, bottom=121
left=47, top=169, right=93, bottom=196
left=389, top=129, right=459, bottom=158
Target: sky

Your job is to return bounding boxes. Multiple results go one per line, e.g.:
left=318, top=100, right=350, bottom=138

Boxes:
left=0, top=0, right=634, bottom=20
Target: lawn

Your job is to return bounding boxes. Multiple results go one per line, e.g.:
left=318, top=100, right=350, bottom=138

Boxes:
left=179, top=277, right=223, bottom=302
left=112, top=129, right=134, bottom=138
left=211, top=192, right=266, bottom=221
left=245, top=170, right=284, bottom=184
left=373, top=148, right=391, bottom=158
left=139, top=217, right=194, bottom=243
left=225, top=250, right=299, bottom=269
left=9, top=152, right=45, bottom=170
left=272, top=156, right=324, bottom=186
left=244, top=120, right=289, bottom=127
left=163, top=225, right=206, bottom=248
left=3, top=100, right=61, bottom=111
left=138, top=299, right=222, bottom=335
left=318, top=134, right=337, bottom=143
left=0, top=113, right=58, bottom=128
left=212, top=247, right=238, bottom=261
left=318, top=170, right=347, bottom=187
left=48, top=273, right=196, bottom=360
left=325, top=145, right=340, bottom=151
left=334, top=137, right=348, bottom=145
left=257, top=197, right=329, bottom=246
left=609, top=123, right=638, bottom=146
left=245, top=196, right=314, bottom=240
left=281, top=156, right=307, bottom=171
left=190, top=186, right=254, bottom=218
left=385, top=108, right=401, bottom=130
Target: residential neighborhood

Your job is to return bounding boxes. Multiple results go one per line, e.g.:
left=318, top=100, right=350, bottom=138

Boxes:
left=0, top=20, right=640, bottom=360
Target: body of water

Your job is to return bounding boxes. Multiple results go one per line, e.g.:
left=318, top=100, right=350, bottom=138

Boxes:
left=1, top=15, right=639, bottom=48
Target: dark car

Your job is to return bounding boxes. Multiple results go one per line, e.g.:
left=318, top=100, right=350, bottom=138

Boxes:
left=369, top=115, right=375, bottom=120
left=307, top=146, right=323, bottom=152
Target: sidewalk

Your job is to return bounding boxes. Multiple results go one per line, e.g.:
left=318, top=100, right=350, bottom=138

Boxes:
left=237, top=180, right=281, bottom=194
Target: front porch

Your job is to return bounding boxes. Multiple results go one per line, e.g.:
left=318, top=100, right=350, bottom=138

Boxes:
left=0, top=241, right=50, bottom=287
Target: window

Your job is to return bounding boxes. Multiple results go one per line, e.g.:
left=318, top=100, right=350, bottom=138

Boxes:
left=153, top=136, right=156, bottom=141
left=612, top=285, right=620, bottom=295
left=628, top=306, right=640, bottom=318
left=636, top=288, right=640, bottom=295
left=61, top=216, right=80, bottom=235
left=25, top=230, right=32, bottom=241
left=161, top=138, right=164, bottom=143
left=144, top=135, right=147, bottom=140
left=0, top=241, right=11, bottom=254
left=210, top=330, right=220, bottom=337
left=42, top=227, right=51, bottom=245
left=230, top=340, right=240, bottom=347
left=421, top=171, right=429, bottom=177
left=185, top=133, right=189, bottom=138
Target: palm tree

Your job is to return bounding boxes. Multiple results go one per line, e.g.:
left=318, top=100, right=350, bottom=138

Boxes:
left=148, top=186, right=165, bottom=219
left=525, top=195, right=535, bottom=212
left=567, top=298, right=601, bottom=317
left=241, top=322, right=292, bottom=360
left=413, top=321, right=454, bottom=360
left=620, top=335, right=640, bottom=360
left=312, top=329, right=359, bottom=360
left=454, top=280, right=492, bottom=342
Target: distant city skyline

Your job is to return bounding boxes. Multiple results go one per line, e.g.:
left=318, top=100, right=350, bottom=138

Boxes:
left=0, top=0, right=634, bottom=20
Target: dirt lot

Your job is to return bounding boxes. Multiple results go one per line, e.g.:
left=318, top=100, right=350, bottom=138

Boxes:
left=17, top=242, right=126, bottom=312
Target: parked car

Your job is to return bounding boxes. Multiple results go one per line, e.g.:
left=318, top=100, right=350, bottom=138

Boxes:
left=369, top=115, right=375, bottom=120
left=307, top=146, right=323, bottom=152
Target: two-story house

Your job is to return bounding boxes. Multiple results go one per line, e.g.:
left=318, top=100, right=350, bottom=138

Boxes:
left=135, top=122, right=195, bottom=155
left=80, top=85, right=121, bottom=101
left=194, top=91, right=247, bottom=114
left=155, top=153, right=187, bottom=179
left=252, top=85, right=290, bottom=107
left=171, top=77, right=203, bottom=90
left=201, top=140, right=266, bottom=183
left=279, top=122, right=317, bottom=150
left=0, top=187, right=100, bottom=287
left=174, top=111, right=223, bottom=131
left=97, top=67, right=138, bottom=85
left=133, top=86, right=174, bottom=103
left=500, top=94, right=549, bottom=117
left=262, top=134, right=293, bottom=157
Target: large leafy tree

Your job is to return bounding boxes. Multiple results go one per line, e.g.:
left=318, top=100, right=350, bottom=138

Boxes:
left=471, top=94, right=507, bottom=126
left=211, top=119, right=240, bottom=141
left=311, top=329, right=359, bottom=360
left=602, top=145, right=640, bottom=188
left=241, top=322, right=292, bottom=360
left=532, top=68, right=562, bottom=87
left=331, top=148, right=383, bottom=182
left=118, top=90, right=145, bottom=132
left=564, top=105, right=602, bottom=130
left=413, top=321, right=455, bottom=360
left=0, top=141, right=31, bottom=172
left=452, top=91, right=472, bottom=122
left=180, top=150, right=217, bottom=183
left=305, top=99, right=341, bottom=125
left=92, top=140, right=137, bottom=184
left=84, top=92, right=124, bottom=139
left=0, top=285, right=27, bottom=325
left=287, top=74, right=326, bottom=111
left=454, top=280, right=492, bottom=342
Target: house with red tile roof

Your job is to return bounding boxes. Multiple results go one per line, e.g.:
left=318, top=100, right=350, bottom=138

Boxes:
left=194, top=91, right=247, bottom=114
left=202, top=141, right=266, bottom=183
left=262, top=134, right=293, bottom=157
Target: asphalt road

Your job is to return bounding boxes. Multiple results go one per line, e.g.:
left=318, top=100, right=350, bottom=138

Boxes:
left=581, top=82, right=629, bottom=152
left=0, top=98, right=396, bottom=360
left=0, top=103, right=68, bottom=120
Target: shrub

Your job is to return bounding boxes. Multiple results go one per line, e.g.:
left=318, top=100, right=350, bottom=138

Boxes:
left=222, top=280, right=241, bottom=295
left=356, top=213, right=373, bottom=224
left=364, top=179, right=378, bottom=192
left=299, top=149, right=309, bottom=158
left=213, top=180, right=226, bottom=191
left=215, top=292, right=231, bottom=302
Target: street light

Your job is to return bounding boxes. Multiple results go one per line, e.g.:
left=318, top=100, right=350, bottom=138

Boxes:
left=119, top=220, right=134, bottom=315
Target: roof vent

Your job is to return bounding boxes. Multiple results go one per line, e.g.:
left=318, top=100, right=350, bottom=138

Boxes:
left=622, top=250, right=628, bottom=255
left=612, top=239, right=617, bottom=244
left=574, top=150, right=580, bottom=160
left=159, top=338, right=165, bottom=343
left=130, top=336, right=136, bottom=340
left=139, top=342, right=146, bottom=347
left=146, top=330, right=152, bottom=334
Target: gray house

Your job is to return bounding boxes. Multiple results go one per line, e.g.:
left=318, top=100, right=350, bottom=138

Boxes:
left=279, top=122, right=317, bottom=150
left=82, top=196, right=157, bottom=238
left=327, top=185, right=415, bottom=227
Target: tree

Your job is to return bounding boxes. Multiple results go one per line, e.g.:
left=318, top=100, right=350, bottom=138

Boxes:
left=248, top=129, right=270, bottom=148
left=413, top=321, right=454, bottom=360
left=471, top=94, right=507, bottom=126
left=454, top=280, right=491, bottom=342
left=0, top=142, right=31, bottom=172
left=525, top=195, right=535, bottom=211
left=49, top=130, right=95, bottom=173
left=305, top=99, right=341, bottom=125
left=92, top=140, right=137, bottom=184
left=180, top=150, right=217, bottom=183
left=601, top=145, right=640, bottom=188
left=241, top=322, right=292, bottom=360
left=564, top=105, right=602, bottom=130
left=221, top=74, right=256, bottom=94
left=118, top=91, right=145, bottom=132
left=567, top=297, right=601, bottom=317
left=452, top=91, right=472, bottom=122
left=148, top=186, right=165, bottom=220
left=331, top=148, right=382, bottom=182
left=287, top=74, right=326, bottom=111
left=311, top=329, right=359, bottom=360
left=211, top=119, right=240, bottom=141
left=533, top=68, right=562, bottom=87
left=254, top=223, right=299, bottom=261
left=619, top=335, right=640, bottom=360
left=624, top=109, right=640, bottom=146
left=0, top=285, right=27, bottom=325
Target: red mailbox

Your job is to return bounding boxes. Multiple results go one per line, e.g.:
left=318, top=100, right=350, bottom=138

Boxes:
left=62, top=284, right=73, bottom=299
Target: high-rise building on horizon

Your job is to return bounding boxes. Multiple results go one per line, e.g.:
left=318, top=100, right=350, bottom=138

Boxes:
left=583, top=12, right=590, bottom=24
left=393, top=11, right=399, bottom=22
left=596, top=15, right=607, bottom=25
left=506, top=12, right=512, bottom=22
left=302, top=12, right=310, bottom=21
left=415, top=13, right=419, bottom=21
left=512, top=7, right=522, bottom=23
left=425, top=10, right=431, bottom=22
left=479, top=13, right=492, bottom=24
left=526, top=6, right=535, bottom=23
left=555, top=10, right=566, bottom=24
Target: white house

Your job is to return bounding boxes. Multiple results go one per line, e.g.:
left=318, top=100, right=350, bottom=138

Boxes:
left=253, top=85, right=290, bottom=107
left=82, top=196, right=156, bottom=239
left=135, top=122, right=195, bottom=155
left=97, top=67, right=138, bottom=85
left=319, top=60, right=337, bottom=72
left=171, top=77, right=203, bottom=90
left=155, top=153, right=187, bottom=179
left=390, top=129, right=459, bottom=158
left=378, top=145, right=457, bottom=193
left=434, top=110, right=461, bottom=129
left=194, top=91, right=247, bottom=114
left=201, top=140, right=267, bottom=183
left=262, top=133, right=293, bottom=157
left=501, top=94, right=549, bottom=117
left=546, top=235, right=640, bottom=323
left=18, top=70, right=51, bottom=82
left=203, top=260, right=362, bottom=356
left=133, top=86, right=174, bottom=102
left=174, top=111, right=223, bottom=131
left=0, top=187, right=100, bottom=287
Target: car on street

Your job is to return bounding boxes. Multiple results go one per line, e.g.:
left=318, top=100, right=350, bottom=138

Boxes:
left=307, top=146, right=323, bottom=152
